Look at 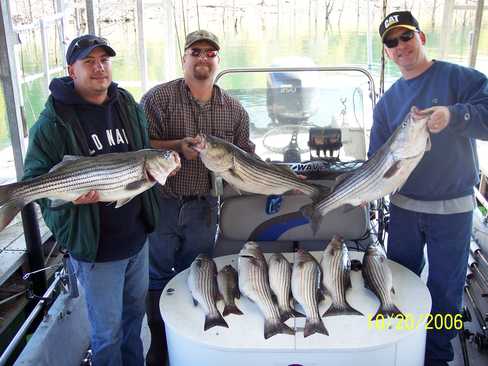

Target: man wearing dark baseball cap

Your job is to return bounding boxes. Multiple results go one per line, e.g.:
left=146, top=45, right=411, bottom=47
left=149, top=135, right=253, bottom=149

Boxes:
left=23, top=34, right=160, bottom=365
left=141, top=29, right=254, bottom=365
left=65, top=34, right=116, bottom=65
left=369, top=10, right=488, bottom=366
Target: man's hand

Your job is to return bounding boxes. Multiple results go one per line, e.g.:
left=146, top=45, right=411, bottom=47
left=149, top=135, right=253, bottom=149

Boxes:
left=178, top=136, right=200, bottom=160
left=73, top=190, right=100, bottom=205
left=414, top=106, right=450, bottom=134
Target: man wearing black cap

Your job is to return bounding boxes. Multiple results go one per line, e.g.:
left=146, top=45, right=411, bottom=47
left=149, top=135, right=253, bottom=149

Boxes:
left=22, top=35, right=160, bottom=366
left=140, top=29, right=254, bottom=365
left=369, top=11, right=488, bottom=366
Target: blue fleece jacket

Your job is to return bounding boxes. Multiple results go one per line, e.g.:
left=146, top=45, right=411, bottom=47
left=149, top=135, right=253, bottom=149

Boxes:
left=368, top=60, right=488, bottom=201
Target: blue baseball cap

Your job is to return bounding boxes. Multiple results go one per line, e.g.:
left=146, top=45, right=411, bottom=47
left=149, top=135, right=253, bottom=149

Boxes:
left=66, top=35, right=116, bottom=65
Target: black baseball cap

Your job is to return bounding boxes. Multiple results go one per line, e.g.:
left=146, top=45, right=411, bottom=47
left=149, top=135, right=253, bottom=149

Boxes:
left=66, top=35, right=116, bottom=65
left=379, top=11, right=420, bottom=40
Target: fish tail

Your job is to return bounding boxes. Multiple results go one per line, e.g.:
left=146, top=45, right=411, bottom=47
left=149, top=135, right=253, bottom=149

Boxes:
left=264, top=319, right=295, bottom=339
left=322, top=302, right=363, bottom=317
left=372, top=304, right=404, bottom=320
left=204, top=311, right=229, bottom=331
left=0, top=183, right=28, bottom=232
left=309, top=183, right=331, bottom=203
left=300, top=204, right=321, bottom=236
left=304, top=318, right=329, bottom=338
left=222, top=303, right=243, bottom=317
left=279, top=307, right=304, bottom=322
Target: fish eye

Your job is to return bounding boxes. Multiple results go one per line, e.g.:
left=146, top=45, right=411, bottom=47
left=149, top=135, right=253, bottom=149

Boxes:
left=402, top=121, right=407, bottom=128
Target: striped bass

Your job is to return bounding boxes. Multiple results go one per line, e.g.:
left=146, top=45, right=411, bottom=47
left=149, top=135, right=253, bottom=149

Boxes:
left=238, top=242, right=295, bottom=339
left=362, top=242, right=404, bottom=320
left=0, top=149, right=180, bottom=232
left=268, top=253, right=303, bottom=322
left=321, top=236, right=363, bottom=317
left=302, top=107, right=431, bottom=234
left=217, top=265, right=243, bottom=316
left=192, top=134, right=327, bottom=200
left=291, top=249, right=329, bottom=337
left=188, top=254, right=228, bottom=331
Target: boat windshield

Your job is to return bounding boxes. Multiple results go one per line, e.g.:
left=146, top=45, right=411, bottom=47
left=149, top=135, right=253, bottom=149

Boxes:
left=215, top=65, right=376, bottom=165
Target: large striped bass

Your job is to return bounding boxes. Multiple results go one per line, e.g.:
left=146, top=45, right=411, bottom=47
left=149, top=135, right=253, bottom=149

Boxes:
left=192, top=134, right=327, bottom=200
left=362, top=242, right=404, bottom=320
left=238, top=242, right=295, bottom=339
left=321, top=236, right=363, bottom=317
left=0, top=149, right=180, bottom=232
left=188, top=254, right=228, bottom=331
left=302, top=107, right=431, bottom=234
left=291, top=249, right=329, bottom=337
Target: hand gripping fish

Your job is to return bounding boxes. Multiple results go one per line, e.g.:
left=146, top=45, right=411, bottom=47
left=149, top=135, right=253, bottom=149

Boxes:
left=0, top=149, right=180, bottom=232
left=302, top=106, right=432, bottom=234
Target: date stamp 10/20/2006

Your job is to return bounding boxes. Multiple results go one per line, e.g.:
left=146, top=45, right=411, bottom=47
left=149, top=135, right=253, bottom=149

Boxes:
left=367, top=313, right=464, bottom=331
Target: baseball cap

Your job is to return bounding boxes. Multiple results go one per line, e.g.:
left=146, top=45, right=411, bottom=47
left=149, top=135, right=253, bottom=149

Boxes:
left=184, top=30, right=220, bottom=51
left=379, top=11, right=420, bottom=40
left=66, top=35, right=116, bottom=65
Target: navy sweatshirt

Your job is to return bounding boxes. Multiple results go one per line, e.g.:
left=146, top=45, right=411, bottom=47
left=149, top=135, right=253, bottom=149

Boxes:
left=369, top=60, right=488, bottom=201
left=49, top=77, right=147, bottom=261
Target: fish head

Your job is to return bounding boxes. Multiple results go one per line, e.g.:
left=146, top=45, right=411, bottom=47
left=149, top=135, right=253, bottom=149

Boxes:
left=193, top=134, right=234, bottom=172
left=323, top=235, right=344, bottom=256
left=390, top=106, right=431, bottom=159
left=365, top=242, right=387, bottom=259
left=145, top=149, right=181, bottom=185
left=238, top=242, right=266, bottom=267
left=295, top=248, right=315, bottom=265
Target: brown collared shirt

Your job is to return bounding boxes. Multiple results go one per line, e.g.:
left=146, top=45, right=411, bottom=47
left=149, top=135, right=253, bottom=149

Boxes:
left=141, top=78, right=254, bottom=197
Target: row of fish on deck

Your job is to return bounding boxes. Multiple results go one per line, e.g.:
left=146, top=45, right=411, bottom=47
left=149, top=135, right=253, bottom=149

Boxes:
left=187, top=238, right=404, bottom=339
left=0, top=107, right=431, bottom=236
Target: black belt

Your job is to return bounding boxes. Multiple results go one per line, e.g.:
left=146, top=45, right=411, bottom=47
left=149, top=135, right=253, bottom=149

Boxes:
left=180, top=195, right=206, bottom=203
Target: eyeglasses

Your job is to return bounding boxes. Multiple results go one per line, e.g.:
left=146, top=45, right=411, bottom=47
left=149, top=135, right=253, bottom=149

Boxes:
left=73, top=37, right=109, bottom=52
left=383, top=30, right=417, bottom=49
left=189, top=48, right=218, bottom=58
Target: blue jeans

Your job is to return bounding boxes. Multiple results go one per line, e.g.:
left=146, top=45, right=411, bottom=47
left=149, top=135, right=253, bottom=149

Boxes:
left=388, top=204, right=472, bottom=366
left=71, top=241, right=149, bottom=366
left=148, top=196, right=218, bottom=291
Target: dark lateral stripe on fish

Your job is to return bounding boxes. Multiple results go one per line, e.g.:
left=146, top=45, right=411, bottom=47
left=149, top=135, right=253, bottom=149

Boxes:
left=235, top=152, right=319, bottom=196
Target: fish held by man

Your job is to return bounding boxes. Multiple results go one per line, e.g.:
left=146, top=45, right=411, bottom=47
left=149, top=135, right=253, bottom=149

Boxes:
left=292, top=249, right=329, bottom=337
left=362, top=242, right=404, bottom=320
left=0, top=149, right=181, bottom=232
left=301, top=106, right=431, bottom=234
left=192, top=134, right=328, bottom=200
left=238, top=242, right=295, bottom=339
left=321, top=236, right=363, bottom=317
left=188, top=254, right=229, bottom=331
left=217, top=265, right=243, bottom=316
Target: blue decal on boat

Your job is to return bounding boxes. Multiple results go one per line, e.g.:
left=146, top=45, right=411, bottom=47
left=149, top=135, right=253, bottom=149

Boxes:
left=249, top=211, right=309, bottom=241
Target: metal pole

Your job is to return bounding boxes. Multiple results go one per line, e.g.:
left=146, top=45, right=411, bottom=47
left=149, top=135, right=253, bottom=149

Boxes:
left=0, top=0, right=26, bottom=174
left=136, top=0, right=148, bottom=92
left=366, top=0, right=373, bottom=71
left=469, top=0, right=484, bottom=68
left=440, top=0, right=454, bottom=60
left=56, top=0, right=68, bottom=68
left=39, top=19, right=50, bottom=94
left=86, top=0, right=96, bottom=35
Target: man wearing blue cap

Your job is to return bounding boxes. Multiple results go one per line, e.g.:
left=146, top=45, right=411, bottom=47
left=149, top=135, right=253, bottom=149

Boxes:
left=369, top=11, right=488, bottom=366
left=22, top=35, right=160, bottom=365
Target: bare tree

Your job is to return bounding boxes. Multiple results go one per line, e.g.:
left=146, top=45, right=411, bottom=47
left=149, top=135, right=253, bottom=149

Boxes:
left=324, top=0, right=335, bottom=33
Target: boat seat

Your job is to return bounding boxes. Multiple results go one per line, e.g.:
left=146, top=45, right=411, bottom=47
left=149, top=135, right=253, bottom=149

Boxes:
left=213, top=182, right=370, bottom=256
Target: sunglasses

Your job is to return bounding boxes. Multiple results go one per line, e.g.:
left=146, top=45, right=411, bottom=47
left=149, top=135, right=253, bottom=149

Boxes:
left=189, top=48, right=219, bottom=58
left=383, top=30, right=417, bottom=49
left=73, top=37, right=109, bottom=52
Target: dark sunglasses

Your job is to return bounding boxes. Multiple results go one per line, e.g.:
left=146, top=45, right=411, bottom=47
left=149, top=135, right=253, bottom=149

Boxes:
left=383, top=30, right=417, bottom=49
left=73, top=37, right=109, bottom=52
left=189, top=48, right=218, bottom=58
